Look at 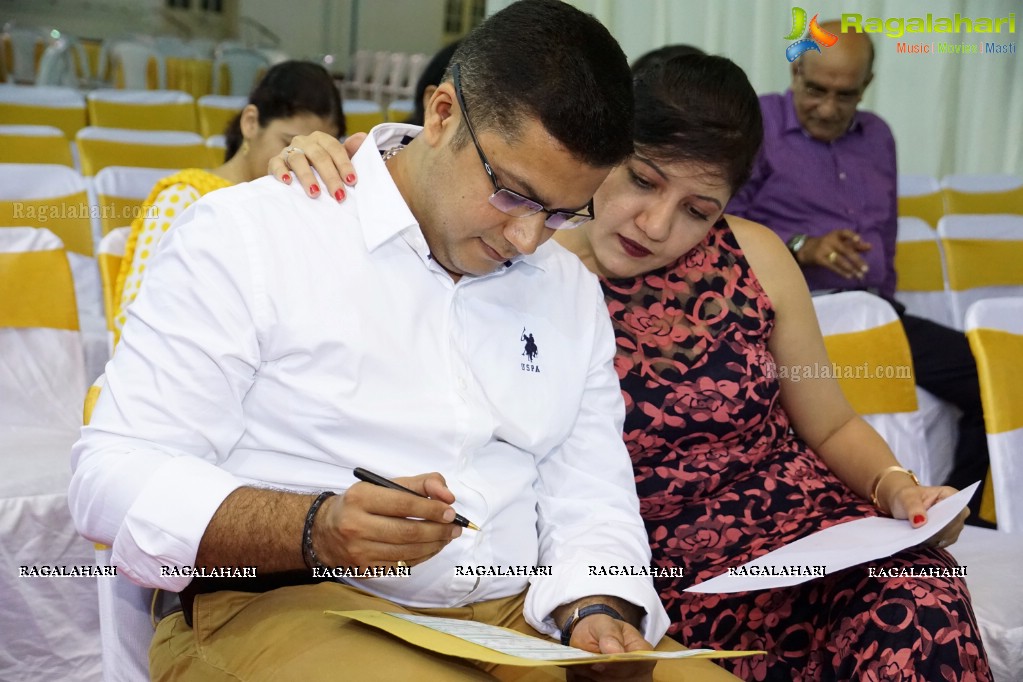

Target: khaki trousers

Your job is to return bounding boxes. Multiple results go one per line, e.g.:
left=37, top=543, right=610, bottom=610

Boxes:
left=150, top=582, right=739, bottom=681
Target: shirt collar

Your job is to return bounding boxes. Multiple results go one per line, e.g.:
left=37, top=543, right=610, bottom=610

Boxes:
left=354, top=122, right=546, bottom=275
left=352, top=123, right=422, bottom=253
left=782, top=88, right=864, bottom=139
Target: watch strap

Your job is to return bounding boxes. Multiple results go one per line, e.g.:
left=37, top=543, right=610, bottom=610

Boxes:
left=560, top=603, right=625, bottom=646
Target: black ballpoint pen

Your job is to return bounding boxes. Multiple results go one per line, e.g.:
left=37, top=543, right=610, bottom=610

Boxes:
left=353, top=467, right=481, bottom=531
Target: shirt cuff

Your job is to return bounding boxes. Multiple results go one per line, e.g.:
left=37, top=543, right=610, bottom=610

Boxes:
left=112, top=455, right=242, bottom=590
left=523, top=556, right=670, bottom=646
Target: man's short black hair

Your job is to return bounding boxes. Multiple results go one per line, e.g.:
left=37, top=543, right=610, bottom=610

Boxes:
left=445, top=0, right=633, bottom=168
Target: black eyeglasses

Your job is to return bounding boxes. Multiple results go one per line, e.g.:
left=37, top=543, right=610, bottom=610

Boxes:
left=451, top=64, right=595, bottom=230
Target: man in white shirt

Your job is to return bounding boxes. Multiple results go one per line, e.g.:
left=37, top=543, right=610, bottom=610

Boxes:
left=71, top=1, right=674, bottom=679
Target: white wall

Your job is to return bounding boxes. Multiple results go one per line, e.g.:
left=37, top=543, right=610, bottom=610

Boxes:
left=487, top=0, right=1023, bottom=178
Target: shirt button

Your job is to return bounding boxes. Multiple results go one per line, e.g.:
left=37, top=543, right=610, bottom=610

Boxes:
left=458, top=377, right=467, bottom=390
left=838, top=172, right=847, bottom=180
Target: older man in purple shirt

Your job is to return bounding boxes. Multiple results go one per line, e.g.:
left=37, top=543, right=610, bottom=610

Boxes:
left=728, top=24, right=991, bottom=524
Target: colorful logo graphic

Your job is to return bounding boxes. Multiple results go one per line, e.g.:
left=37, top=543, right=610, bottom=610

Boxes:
left=785, top=7, right=839, bottom=61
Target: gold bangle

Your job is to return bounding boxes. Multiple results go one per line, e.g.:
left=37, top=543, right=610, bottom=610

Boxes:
left=869, top=465, right=920, bottom=514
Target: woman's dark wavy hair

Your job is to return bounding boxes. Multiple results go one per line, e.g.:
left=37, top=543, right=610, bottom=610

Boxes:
left=224, top=60, right=345, bottom=161
left=632, top=54, right=763, bottom=194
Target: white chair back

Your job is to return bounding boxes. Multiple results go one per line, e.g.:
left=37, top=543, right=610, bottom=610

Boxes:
left=893, top=216, right=952, bottom=328
left=211, top=47, right=270, bottom=96
left=937, top=214, right=1023, bottom=330
left=811, top=292, right=937, bottom=482
left=964, top=298, right=1023, bottom=534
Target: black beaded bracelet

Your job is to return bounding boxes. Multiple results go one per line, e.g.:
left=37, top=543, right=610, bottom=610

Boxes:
left=560, top=603, right=625, bottom=646
left=301, top=491, right=336, bottom=572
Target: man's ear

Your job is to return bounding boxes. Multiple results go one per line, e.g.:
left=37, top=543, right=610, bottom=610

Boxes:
left=239, top=104, right=260, bottom=139
left=422, top=81, right=457, bottom=145
left=789, top=61, right=800, bottom=83
left=861, top=72, right=874, bottom=92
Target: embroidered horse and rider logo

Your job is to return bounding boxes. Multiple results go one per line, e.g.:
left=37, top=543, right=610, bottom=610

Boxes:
left=521, top=328, right=540, bottom=373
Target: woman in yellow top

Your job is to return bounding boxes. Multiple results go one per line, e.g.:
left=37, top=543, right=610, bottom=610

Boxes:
left=112, top=60, right=345, bottom=340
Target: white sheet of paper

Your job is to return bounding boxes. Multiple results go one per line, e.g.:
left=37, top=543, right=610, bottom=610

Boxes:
left=685, top=481, right=979, bottom=594
left=392, top=613, right=718, bottom=661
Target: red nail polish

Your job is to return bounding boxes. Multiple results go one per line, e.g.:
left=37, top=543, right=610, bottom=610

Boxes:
left=282, top=173, right=291, bottom=183
left=310, top=183, right=320, bottom=195
left=913, top=514, right=925, bottom=524
left=334, top=188, right=345, bottom=202
left=345, top=173, right=356, bottom=184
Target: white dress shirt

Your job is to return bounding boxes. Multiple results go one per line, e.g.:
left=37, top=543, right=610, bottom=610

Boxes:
left=70, top=124, right=669, bottom=642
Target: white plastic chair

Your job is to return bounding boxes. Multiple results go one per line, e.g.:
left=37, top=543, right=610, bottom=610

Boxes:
left=344, top=49, right=374, bottom=100
left=376, top=51, right=410, bottom=107
left=211, top=47, right=270, bottom=97
left=109, top=40, right=166, bottom=90
left=1, top=24, right=46, bottom=83
left=936, top=214, right=1023, bottom=331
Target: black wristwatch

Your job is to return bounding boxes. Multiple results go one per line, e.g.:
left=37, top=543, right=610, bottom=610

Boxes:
left=786, top=233, right=808, bottom=257
left=560, top=603, right=625, bottom=646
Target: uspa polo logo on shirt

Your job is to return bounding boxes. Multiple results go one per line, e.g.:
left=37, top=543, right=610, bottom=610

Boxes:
left=520, top=328, right=540, bottom=373
left=784, top=8, right=839, bottom=62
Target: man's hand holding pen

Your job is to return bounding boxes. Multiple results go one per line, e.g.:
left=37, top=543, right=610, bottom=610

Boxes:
left=312, top=472, right=464, bottom=570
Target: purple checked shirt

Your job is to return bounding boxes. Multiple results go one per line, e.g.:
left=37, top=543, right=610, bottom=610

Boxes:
left=727, top=91, right=899, bottom=300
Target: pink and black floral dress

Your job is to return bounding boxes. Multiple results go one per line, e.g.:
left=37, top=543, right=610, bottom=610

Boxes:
left=602, top=218, right=990, bottom=681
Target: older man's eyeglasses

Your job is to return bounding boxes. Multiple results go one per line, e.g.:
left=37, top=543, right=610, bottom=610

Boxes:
left=451, top=64, right=595, bottom=230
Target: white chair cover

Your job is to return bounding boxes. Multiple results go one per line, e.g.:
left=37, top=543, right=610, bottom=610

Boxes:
left=940, top=174, right=1023, bottom=193
left=811, top=292, right=932, bottom=481
left=898, top=174, right=941, bottom=197
left=937, top=214, right=1023, bottom=331
left=947, top=526, right=1023, bottom=682
left=893, top=216, right=953, bottom=328
left=965, top=298, right=1023, bottom=534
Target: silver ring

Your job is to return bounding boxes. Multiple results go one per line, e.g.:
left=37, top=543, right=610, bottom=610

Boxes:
left=396, top=560, right=408, bottom=568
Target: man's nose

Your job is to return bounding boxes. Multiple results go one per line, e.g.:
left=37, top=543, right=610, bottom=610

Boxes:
left=504, top=213, right=551, bottom=255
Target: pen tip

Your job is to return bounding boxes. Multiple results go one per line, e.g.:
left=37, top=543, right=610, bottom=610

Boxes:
left=468, top=522, right=481, bottom=531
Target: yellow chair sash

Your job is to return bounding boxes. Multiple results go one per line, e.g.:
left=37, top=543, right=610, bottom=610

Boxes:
left=942, top=239, right=1023, bottom=290
left=198, top=106, right=240, bottom=138
left=77, top=139, right=207, bottom=176
left=87, top=99, right=198, bottom=133
left=965, top=327, right=1023, bottom=434
left=0, top=103, right=87, bottom=140
left=822, top=320, right=918, bottom=415
left=96, top=195, right=149, bottom=237
left=0, top=192, right=94, bottom=256
left=894, top=241, right=945, bottom=291
left=166, top=58, right=214, bottom=99
left=345, top=111, right=386, bottom=135
left=0, top=249, right=78, bottom=330
left=897, top=193, right=944, bottom=229
left=944, top=187, right=1023, bottom=215
left=0, top=134, right=74, bottom=167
